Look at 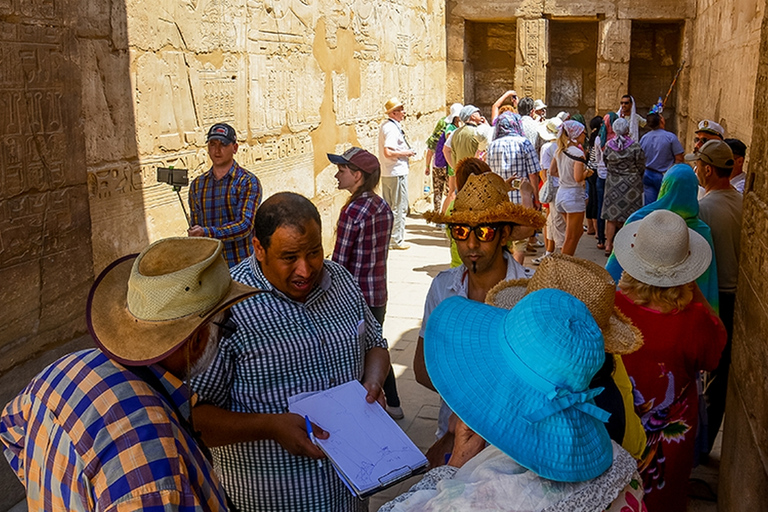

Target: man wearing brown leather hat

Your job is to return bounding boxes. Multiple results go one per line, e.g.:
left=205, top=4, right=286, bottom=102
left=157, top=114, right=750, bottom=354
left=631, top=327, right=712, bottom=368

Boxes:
left=0, top=237, right=260, bottom=510
left=415, top=172, right=545, bottom=447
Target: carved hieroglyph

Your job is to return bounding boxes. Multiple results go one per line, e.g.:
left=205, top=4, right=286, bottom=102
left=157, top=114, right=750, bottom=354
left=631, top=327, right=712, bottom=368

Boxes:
left=84, top=0, right=445, bottom=270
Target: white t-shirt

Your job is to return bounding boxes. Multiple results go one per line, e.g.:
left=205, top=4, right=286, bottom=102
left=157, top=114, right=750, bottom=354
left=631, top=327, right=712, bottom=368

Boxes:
left=378, top=119, right=410, bottom=177
left=540, top=142, right=559, bottom=187
left=555, top=146, right=586, bottom=189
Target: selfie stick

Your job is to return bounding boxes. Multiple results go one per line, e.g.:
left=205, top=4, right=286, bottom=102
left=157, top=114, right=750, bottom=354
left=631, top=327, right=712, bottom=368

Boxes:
left=169, top=166, right=191, bottom=228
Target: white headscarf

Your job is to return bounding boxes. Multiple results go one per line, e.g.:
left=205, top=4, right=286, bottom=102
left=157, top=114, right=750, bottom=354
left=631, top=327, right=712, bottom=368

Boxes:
left=617, top=95, right=640, bottom=142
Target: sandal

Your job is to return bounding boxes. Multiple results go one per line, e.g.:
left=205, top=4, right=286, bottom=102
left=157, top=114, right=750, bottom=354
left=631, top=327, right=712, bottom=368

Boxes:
left=597, top=243, right=605, bottom=250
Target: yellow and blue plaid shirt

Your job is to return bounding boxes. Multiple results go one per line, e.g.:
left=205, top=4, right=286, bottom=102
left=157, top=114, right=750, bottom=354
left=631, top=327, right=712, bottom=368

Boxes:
left=0, top=349, right=228, bottom=511
left=189, top=161, right=262, bottom=267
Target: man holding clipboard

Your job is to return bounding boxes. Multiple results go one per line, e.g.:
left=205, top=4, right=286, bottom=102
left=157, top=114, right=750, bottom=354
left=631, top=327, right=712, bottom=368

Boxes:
left=191, top=193, right=390, bottom=512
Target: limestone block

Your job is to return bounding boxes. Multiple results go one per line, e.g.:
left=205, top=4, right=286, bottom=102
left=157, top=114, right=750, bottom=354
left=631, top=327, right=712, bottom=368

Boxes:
left=617, top=0, right=695, bottom=20
left=544, top=0, right=616, bottom=18
left=598, top=19, right=630, bottom=64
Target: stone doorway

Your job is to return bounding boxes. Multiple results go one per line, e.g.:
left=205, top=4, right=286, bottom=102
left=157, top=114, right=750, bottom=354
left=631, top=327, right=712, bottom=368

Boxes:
left=547, top=20, right=598, bottom=120
left=629, top=21, right=685, bottom=135
left=464, top=21, right=517, bottom=119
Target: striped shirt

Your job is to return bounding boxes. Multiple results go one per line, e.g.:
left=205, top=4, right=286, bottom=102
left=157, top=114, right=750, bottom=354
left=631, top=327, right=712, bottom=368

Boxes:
left=0, top=349, right=227, bottom=511
left=487, top=135, right=541, bottom=203
left=189, top=161, right=262, bottom=267
left=332, top=191, right=393, bottom=307
left=191, top=257, right=387, bottom=512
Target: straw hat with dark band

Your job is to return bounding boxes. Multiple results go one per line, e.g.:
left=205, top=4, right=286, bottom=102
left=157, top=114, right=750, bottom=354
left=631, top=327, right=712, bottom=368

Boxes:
left=486, top=253, right=644, bottom=355
left=424, top=173, right=546, bottom=241
left=87, top=237, right=262, bottom=365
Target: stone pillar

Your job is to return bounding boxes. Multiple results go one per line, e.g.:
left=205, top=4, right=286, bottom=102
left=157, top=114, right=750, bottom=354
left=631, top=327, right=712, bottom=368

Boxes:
left=515, top=18, right=547, bottom=101
left=445, top=13, right=465, bottom=104
left=596, top=19, right=631, bottom=113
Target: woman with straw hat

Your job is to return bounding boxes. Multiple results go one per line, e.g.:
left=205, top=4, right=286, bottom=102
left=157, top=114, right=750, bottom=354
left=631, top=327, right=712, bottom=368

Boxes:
left=379, top=290, right=645, bottom=511
left=613, top=209, right=726, bottom=512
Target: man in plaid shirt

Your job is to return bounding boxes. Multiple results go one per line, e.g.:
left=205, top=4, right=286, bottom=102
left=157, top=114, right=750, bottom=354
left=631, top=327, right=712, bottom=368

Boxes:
left=189, top=122, right=263, bottom=267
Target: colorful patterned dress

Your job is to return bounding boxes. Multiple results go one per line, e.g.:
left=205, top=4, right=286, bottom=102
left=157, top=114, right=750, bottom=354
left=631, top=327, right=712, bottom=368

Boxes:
left=616, top=292, right=726, bottom=512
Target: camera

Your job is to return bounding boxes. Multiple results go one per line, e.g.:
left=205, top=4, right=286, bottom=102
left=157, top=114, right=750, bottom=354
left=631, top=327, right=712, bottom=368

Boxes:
left=157, top=167, right=189, bottom=188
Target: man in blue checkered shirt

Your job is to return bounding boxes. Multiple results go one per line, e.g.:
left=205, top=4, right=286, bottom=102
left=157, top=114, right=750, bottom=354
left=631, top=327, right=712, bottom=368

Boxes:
left=188, top=122, right=262, bottom=267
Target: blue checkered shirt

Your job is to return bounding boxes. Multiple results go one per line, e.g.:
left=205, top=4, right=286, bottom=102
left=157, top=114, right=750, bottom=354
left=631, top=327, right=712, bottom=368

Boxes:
left=189, top=161, right=262, bottom=267
left=487, top=135, right=541, bottom=203
left=191, top=258, right=387, bottom=512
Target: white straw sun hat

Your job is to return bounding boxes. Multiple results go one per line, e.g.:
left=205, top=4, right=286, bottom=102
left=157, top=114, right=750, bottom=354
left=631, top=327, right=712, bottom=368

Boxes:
left=613, top=210, right=712, bottom=287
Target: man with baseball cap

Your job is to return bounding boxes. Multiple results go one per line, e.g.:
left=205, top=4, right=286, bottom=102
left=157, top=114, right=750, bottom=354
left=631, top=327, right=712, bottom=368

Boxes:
left=686, top=139, right=742, bottom=452
left=0, top=237, right=260, bottom=510
left=188, top=122, right=263, bottom=267
left=379, top=98, right=417, bottom=250
left=693, top=119, right=725, bottom=152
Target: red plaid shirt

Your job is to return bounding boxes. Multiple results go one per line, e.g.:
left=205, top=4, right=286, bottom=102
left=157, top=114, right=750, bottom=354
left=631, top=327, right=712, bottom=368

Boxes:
left=332, top=191, right=393, bottom=307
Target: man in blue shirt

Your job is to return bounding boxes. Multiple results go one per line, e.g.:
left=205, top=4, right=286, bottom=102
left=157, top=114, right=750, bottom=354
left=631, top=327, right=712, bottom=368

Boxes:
left=639, top=113, right=684, bottom=204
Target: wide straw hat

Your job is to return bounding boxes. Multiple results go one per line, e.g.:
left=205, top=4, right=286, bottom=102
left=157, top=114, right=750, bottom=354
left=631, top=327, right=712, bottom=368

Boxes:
left=87, top=237, right=262, bottom=365
left=425, top=290, right=613, bottom=482
left=614, top=209, right=712, bottom=287
left=384, top=97, right=404, bottom=113
left=486, top=254, right=644, bottom=355
left=424, top=173, right=545, bottom=240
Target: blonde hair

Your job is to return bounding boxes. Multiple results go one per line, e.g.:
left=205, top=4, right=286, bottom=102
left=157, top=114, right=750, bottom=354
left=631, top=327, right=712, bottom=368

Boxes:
left=618, top=271, right=693, bottom=314
left=555, top=128, right=572, bottom=155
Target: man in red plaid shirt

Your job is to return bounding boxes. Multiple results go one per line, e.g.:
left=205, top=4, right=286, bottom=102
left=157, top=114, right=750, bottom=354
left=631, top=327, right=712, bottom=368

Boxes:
left=188, top=123, right=262, bottom=267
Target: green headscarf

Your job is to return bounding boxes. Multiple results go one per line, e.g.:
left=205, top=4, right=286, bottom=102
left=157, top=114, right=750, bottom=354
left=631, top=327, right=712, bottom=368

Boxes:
left=606, top=164, right=719, bottom=313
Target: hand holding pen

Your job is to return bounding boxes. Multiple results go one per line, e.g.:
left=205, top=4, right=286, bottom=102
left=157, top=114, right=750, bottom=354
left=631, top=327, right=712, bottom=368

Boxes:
left=305, top=415, right=326, bottom=467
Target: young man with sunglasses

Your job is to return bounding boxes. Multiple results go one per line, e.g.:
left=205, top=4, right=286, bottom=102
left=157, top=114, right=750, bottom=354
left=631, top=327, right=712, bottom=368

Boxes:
left=415, top=173, right=545, bottom=447
left=692, top=119, right=725, bottom=153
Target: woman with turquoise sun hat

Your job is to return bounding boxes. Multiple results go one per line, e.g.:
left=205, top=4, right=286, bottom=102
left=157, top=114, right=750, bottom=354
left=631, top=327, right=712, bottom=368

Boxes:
left=379, top=289, right=645, bottom=512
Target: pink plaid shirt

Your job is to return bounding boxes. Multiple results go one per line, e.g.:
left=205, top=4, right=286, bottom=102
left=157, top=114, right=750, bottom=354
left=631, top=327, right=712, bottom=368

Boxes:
left=332, top=191, right=393, bottom=307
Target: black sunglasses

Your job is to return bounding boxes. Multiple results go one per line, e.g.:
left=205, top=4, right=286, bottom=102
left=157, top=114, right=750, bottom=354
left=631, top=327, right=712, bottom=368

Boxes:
left=449, top=224, right=501, bottom=242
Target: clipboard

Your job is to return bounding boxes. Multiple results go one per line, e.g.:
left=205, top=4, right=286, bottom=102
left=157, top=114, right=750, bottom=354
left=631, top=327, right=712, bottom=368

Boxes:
left=288, top=380, right=428, bottom=498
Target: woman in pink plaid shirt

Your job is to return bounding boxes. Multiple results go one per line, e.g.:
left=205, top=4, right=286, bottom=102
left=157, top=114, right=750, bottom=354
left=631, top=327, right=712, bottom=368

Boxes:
left=328, top=146, right=404, bottom=420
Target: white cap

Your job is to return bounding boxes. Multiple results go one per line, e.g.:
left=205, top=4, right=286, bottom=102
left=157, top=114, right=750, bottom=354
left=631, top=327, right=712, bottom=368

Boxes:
left=533, top=99, right=547, bottom=110
left=445, top=103, right=463, bottom=124
left=696, top=119, right=725, bottom=138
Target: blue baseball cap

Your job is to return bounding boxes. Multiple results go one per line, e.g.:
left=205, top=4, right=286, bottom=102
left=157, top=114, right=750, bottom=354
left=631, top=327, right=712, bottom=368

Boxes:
left=424, top=289, right=613, bottom=482
left=206, top=123, right=237, bottom=145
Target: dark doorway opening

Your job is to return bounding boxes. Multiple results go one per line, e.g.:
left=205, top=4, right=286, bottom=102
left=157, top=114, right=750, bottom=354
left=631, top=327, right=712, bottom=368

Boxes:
left=629, top=21, right=684, bottom=135
left=464, top=21, right=517, bottom=119
left=547, top=21, right=598, bottom=120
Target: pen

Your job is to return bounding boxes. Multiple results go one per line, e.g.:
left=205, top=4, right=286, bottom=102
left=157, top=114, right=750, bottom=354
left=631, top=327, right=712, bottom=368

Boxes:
left=305, top=415, right=323, bottom=468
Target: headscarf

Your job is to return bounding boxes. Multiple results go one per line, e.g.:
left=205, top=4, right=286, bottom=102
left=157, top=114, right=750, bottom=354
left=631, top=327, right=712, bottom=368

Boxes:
left=571, top=113, right=586, bottom=127
left=606, top=164, right=719, bottom=313
left=606, top=118, right=634, bottom=152
left=599, top=112, right=619, bottom=149
left=559, top=119, right=585, bottom=142
left=617, top=95, right=640, bottom=142
left=494, top=112, right=525, bottom=140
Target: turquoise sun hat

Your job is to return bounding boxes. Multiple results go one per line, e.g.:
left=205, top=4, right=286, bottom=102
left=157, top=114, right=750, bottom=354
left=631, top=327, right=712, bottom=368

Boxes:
left=424, top=289, right=613, bottom=482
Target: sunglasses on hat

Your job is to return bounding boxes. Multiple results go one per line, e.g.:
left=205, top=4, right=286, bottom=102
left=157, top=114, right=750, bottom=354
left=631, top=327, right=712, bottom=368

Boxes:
left=449, top=224, right=501, bottom=242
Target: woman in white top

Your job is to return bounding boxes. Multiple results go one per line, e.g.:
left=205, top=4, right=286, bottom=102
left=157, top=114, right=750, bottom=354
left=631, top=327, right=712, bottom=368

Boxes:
left=549, top=120, right=593, bottom=255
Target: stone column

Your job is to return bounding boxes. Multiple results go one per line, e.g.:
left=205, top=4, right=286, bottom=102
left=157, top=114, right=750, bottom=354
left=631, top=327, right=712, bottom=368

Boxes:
left=515, top=18, right=547, bottom=101
left=596, top=18, right=631, bottom=113
left=445, top=13, right=465, bottom=104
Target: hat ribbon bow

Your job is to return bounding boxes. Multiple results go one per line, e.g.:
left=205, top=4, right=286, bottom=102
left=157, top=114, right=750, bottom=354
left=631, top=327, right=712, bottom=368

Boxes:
left=524, top=387, right=611, bottom=424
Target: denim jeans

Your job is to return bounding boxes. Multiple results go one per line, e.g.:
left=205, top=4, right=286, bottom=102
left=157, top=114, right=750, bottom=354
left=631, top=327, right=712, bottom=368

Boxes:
left=643, top=169, right=664, bottom=205
left=596, top=177, right=606, bottom=244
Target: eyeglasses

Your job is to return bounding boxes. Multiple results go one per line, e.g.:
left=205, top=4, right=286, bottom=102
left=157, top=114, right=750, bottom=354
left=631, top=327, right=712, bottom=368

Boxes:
left=620, top=101, right=631, bottom=105
left=449, top=224, right=500, bottom=242
left=693, top=137, right=709, bottom=144
left=213, top=317, right=238, bottom=340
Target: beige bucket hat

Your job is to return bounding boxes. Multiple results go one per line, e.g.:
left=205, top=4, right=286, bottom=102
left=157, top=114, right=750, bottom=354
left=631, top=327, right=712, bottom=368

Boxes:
left=87, top=237, right=262, bottom=365
left=424, top=173, right=546, bottom=241
left=486, top=253, right=644, bottom=355
left=614, top=209, right=712, bottom=288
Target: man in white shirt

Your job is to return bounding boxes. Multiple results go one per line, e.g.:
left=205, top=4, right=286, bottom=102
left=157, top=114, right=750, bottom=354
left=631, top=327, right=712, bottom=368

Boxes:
left=379, top=97, right=417, bottom=250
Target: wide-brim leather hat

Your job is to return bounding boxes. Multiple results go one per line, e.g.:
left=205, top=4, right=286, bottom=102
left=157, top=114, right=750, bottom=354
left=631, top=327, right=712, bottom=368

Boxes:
left=87, top=237, right=262, bottom=365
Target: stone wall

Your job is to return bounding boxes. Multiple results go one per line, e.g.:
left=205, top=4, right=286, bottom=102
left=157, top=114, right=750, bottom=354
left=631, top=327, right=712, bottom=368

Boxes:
left=694, top=0, right=768, bottom=508
left=86, top=0, right=447, bottom=272
left=0, top=1, right=97, bottom=374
